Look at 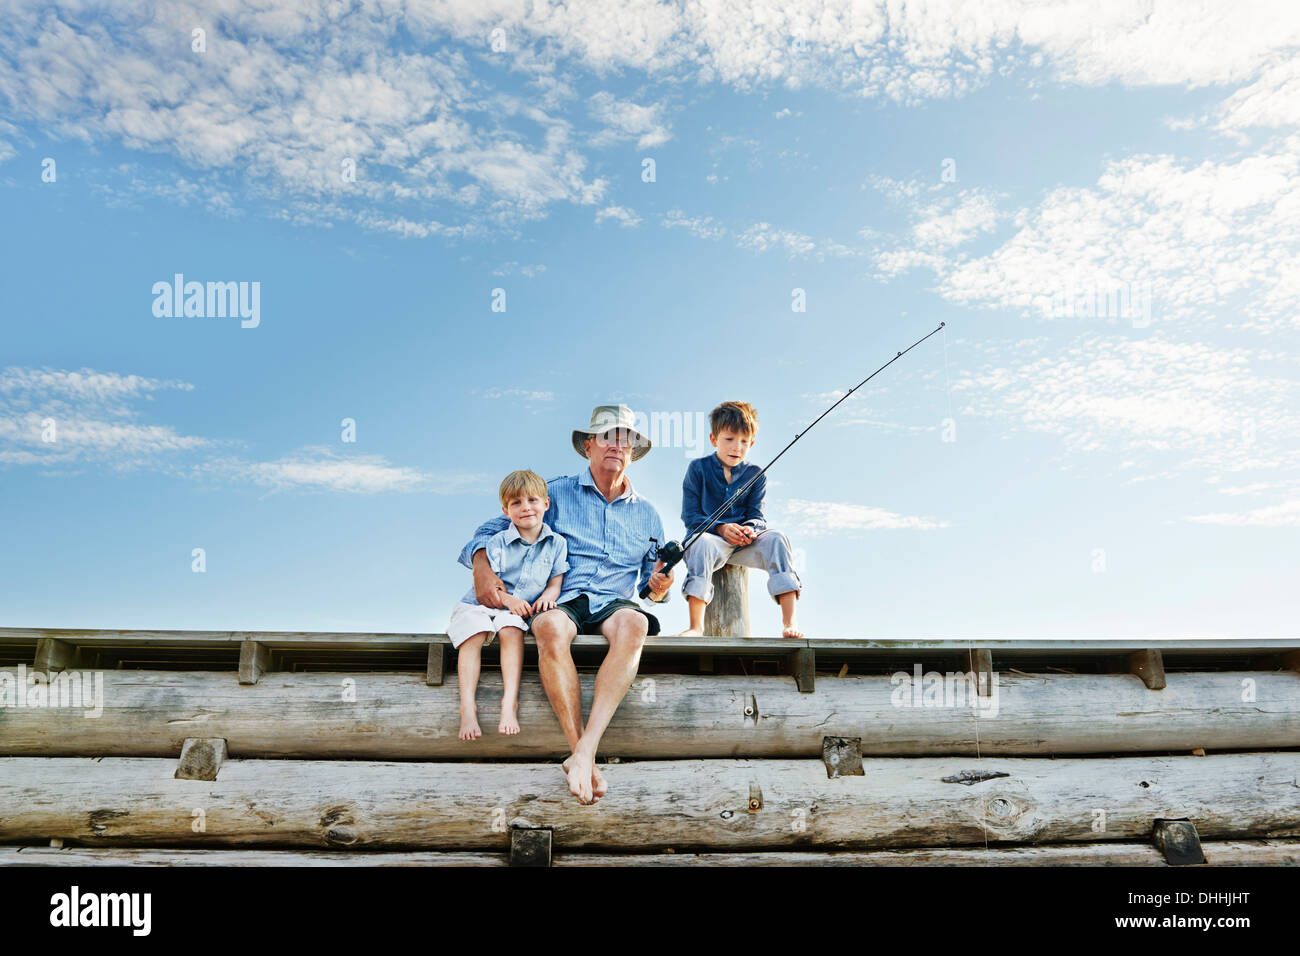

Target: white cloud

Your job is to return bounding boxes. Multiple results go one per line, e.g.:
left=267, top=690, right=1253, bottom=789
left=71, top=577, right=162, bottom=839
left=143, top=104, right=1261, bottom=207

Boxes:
left=932, top=134, right=1300, bottom=332
left=780, top=498, right=950, bottom=535
left=595, top=204, right=642, bottom=227
left=661, top=208, right=726, bottom=239
left=587, top=91, right=673, bottom=149
left=1185, top=498, right=1300, bottom=527
left=196, top=446, right=488, bottom=495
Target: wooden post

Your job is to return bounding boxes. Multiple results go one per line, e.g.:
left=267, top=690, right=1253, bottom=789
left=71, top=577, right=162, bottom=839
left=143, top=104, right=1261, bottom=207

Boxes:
left=703, top=565, right=751, bottom=637
left=175, top=738, right=227, bottom=781
left=238, top=641, right=270, bottom=685
left=33, top=638, right=81, bottom=673
left=1128, top=650, right=1166, bottom=690
left=426, top=643, right=447, bottom=686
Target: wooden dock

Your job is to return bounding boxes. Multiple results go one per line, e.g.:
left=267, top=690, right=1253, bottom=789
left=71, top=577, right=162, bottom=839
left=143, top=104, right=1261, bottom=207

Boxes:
left=2, top=627, right=1297, bottom=866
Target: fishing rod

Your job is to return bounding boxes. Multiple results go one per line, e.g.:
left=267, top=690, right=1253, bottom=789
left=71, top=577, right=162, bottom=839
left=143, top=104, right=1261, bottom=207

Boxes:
left=640, top=321, right=946, bottom=598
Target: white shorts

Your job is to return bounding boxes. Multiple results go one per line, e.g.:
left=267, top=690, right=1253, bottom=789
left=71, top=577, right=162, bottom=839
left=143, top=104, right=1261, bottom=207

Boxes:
left=446, top=601, right=529, bottom=649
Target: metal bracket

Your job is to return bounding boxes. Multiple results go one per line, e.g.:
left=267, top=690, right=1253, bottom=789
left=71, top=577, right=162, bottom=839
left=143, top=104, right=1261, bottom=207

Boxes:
left=790, top=646, right=815, bottom=693
left=509, top=826, right=553, bottom=867
left=1129, top=649, right=1167, bottom=690
left=1152, top=818, right=1206, bottom=865
left=822, top=736, right=863, bottom=778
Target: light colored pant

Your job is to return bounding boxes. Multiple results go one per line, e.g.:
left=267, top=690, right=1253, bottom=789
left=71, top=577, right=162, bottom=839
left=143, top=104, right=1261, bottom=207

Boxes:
left=682, top=530, right=801, bottom=604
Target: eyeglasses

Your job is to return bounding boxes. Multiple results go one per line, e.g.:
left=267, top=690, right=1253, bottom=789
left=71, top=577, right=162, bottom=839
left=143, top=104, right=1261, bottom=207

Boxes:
left=593, top=430, right=636, bottom=449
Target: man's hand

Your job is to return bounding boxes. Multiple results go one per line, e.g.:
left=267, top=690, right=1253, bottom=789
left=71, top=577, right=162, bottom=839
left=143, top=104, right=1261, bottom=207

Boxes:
left=502, top=593, right=533, bottom=618
left=648, top=559, right=674, bottom=600
left=472, top=550, right=507, bottom=609
left=718, top=523, right=755, bottom=546
left=532, top=595, right=558, bottom=615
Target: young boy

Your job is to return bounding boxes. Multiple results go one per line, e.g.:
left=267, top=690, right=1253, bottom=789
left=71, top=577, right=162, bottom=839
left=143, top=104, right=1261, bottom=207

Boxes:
left=679, top=401, right=803, bottom=638
left=447, top=469, right=568, bottom=740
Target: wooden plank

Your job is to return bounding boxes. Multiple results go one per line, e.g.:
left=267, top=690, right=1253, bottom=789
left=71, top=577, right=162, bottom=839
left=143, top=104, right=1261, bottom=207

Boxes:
left=3, top=753, right=1297, bottom=851
left=425, top=644, right=446, bottom=686
left=237, top=641, right=270, bottom=685
left=33, top=639, right=81, bottom=673
left=4, top=627, right=1294, bottom=656
left=5, top=840, right=1298, bottom=867
left=1129, top=649, right=1167, bottom=690
left=790, top=647, right=814, bottom=693
left=175, top=738, right=227, bottom=781
left=4, top=670, right=1299, bottom=759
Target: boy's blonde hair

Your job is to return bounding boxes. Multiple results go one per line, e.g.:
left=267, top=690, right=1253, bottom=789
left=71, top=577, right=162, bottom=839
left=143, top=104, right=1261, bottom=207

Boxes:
left=499, top=469, right=548, bottom=508
left=709, top=400, right=759, bottom=439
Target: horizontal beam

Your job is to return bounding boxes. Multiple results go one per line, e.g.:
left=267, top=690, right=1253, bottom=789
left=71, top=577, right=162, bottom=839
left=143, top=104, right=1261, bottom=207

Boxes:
left=3, top=753, right=1297, bottom=851
left=3, top=627, right=1297, bottom=655
left=3, top=670, right=1297, bottom=759
left=6, top=840, right=1297, bottom=867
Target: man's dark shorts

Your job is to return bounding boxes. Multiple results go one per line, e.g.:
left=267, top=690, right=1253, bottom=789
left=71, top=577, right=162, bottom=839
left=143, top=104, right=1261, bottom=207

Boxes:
left=551, top=594, right=661, bottom=636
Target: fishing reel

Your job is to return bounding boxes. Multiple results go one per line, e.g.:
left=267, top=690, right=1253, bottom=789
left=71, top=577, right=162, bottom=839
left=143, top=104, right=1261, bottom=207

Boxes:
left=638, top=539, right=684, bottom=599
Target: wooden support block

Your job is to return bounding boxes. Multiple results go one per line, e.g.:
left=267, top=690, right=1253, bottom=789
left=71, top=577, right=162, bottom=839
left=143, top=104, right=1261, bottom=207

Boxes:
left=1283, top=650, right=1300, bottom=672
left=1128, top=649, right=1166, bottom=690
left=791, top=646, right=815, bottom=693
left=509, top=827, right=552, bottom=867
left=33, top=638, right=81, bottom=673
left=823, top=736, right=864, bottom=778
left=959, top=648, right=993, bottom=697
left=426, top=643, right=446, bottom=686
left=175, top=738, right=227, bottom=781
left=698, top=654, right=714, bottom=674
left=238, top=641, right=270, bottom=685
left=703, top=564, right=752, bottom=637
left=1152, top=818, right=1206, bottom=866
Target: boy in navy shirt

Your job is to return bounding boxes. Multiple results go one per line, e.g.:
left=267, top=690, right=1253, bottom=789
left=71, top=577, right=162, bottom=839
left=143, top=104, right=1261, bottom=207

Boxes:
left=679, top=401, right=803, bottom=637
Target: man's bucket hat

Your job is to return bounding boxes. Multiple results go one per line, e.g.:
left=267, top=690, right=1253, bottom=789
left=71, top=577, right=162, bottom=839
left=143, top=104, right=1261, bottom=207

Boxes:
left=572, top=404, right=651, bottom=462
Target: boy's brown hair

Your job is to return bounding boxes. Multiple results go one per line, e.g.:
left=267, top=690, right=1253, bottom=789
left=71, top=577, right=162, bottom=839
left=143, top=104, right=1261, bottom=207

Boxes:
left=709, top=401, right=759, bottom=439
left=499, top=469, right=548, bottom=508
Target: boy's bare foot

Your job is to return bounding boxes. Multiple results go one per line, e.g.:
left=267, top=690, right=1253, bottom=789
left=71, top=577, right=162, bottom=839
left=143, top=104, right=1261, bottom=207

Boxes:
left=678, top=627, right=703, bottom=637
left=562, top=753, right=596, bottom=805
left=782, top=624, right=804, bottom=638
left=458, top=710, right=482, bottom=741
left=498, top=706, right=519, bottom=735
left=592, top=764, right=608, bottom=798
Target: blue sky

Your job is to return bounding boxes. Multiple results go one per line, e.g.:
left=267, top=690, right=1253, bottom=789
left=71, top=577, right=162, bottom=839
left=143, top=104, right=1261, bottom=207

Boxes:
left=1, top=1, right=1297, bottom=639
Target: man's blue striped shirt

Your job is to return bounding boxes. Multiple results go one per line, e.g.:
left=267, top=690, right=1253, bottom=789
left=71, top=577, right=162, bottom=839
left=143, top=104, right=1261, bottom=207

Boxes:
left=458, top=468, right=670, bottom=613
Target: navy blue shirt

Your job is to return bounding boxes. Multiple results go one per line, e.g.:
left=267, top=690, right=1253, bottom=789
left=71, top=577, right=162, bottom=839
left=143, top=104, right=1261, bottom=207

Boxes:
left=681, top=453, right=767, bottom=537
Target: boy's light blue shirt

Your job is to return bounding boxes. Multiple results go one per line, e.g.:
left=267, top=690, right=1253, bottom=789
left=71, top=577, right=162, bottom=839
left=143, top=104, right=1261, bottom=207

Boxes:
left=460, top=522, right=568, bottom=605
left=458, top=470, right=670, bottom=613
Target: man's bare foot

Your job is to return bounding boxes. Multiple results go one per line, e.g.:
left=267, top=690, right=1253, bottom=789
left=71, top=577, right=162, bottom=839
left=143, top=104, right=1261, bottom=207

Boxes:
left=562, top=753, right=596, bottom=805
left=498, top=705, right=519, bottom=735
left=591, top=763, right=609, bottom=799
left=458, top=710, right=482, bottom=741
left=678, top=627, right=703, bottom=637
left=782, top=624, right=804, bottom=638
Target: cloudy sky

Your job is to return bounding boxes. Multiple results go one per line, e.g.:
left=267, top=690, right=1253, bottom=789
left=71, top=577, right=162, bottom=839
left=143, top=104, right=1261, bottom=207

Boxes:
left=1, top=0, right=1297, bottom=638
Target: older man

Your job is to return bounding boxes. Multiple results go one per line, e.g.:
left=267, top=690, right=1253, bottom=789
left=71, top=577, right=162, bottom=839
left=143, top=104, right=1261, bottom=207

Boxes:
left=458, top=404, right=673, bottom=804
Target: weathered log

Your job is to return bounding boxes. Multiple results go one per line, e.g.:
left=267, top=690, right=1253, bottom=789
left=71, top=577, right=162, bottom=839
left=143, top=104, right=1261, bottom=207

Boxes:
left=2, top=753, right=1297, bottom=851
left=2, top=670, right=1296, bottom=759
left=703, top=565, right=750, bottom=637
left=5, top=840, right=1297, bottom=866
